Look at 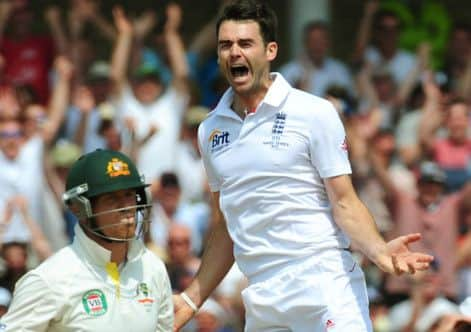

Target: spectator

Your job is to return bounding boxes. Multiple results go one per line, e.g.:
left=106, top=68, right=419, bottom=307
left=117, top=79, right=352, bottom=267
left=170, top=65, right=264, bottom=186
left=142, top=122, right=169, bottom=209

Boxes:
left=0, top=287, right=11, bottom=317
left=388, top=268, right=460, bottom=332
left=419, top=97, right=471, bottom=193
left=116, top=3, right=190, bottom=182
left=372, top=159, right=471, bottom=302
left=0, top=1, right=66, bottom=104
left=175, top=105, right=210, bottom=203
left=150, top=172, right=210, bottom=256
left=280, top=20, right=353, bottom=97
left=165, top=223, right=200, bottom=293
left=353, top=2, right=417, bottom=85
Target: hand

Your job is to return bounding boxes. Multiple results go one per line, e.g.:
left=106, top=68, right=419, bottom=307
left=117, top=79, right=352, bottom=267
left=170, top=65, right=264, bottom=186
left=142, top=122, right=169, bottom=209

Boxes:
left=54, top=56, right=74, bottom=80
left=112, top=6, right=132, bottom=35
left=165, top=2, right=182, bottom=32
left=384, top=233, right=434, bottom=276
left=364, top=0, right=379, bottom=17
left=72, top=86, right=96, bottom=113
left=11, top=195, right=28, bottom=216
left=0, top=0, right=13, bottom=21
left=417, top=42, right=431, bottom=70
left=173, top=294, right=196, bottom=331
left=44, top=5, right=61, bottom=25
left=133, top=10, right=156, bottom=40
left=72, top=0, right=97, bottom=21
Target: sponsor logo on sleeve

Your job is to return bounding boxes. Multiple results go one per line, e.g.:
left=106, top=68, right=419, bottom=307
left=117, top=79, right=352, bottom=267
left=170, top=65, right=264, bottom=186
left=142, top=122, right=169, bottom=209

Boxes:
left=209, top=129, right=230, bottom=152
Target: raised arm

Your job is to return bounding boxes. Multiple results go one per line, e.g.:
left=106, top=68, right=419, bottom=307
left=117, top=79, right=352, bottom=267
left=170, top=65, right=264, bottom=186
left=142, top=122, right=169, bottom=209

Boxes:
left=352, top=0, right=379, bottom=66
left=418, top=72, right=443, bottom=155
left=109, top=6, right=133, bottom=97
left=324, top=174, right=433, bottom=275
left=163, top=3, right=189, bottom=94
left=394, top=43, right=430, bottom=109
left=42, top=56, right=74, bottom=146
left=174, top=191, right=234, bottom=330
left=44, top=6, right=68, bottom=56
left=0, top=0, right=13, bottom=41
left=458, top=54, right=471, bottom=100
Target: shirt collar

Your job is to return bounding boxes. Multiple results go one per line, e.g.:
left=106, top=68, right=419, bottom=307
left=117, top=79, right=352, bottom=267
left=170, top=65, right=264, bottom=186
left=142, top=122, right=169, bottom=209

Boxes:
left=72, top=223, right=144, bottom=266
left=214, top=72, right=291, bottom=119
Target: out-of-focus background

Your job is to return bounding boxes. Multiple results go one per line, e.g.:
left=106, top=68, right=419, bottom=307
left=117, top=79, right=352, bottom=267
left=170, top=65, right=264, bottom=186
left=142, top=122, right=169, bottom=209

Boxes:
left=0, top=0, right=470, bottom=331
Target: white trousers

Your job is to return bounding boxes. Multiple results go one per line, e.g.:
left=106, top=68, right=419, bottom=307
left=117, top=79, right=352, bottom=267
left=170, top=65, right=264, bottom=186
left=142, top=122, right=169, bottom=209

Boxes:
left=241, top=249, right=372, bottom=332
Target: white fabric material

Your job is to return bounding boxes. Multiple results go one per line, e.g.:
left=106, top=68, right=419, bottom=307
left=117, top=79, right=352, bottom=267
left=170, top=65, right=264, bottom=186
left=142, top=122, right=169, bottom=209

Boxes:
left=0, top=136, right=44, bottom=243
left=365, top=47, right=417, bottom=84
left=241, top=249, right=371, bottom=331
left=198, top=73, right=352, bottom=282
left=388, top=297, right=459, bottom=332
left=280, top=57, right=353, bottom=97
left=174, top=140, right=207, bottom=203
left=118, top=86, right=188, bottom=182
left=1, top=225, right=173, bottom=332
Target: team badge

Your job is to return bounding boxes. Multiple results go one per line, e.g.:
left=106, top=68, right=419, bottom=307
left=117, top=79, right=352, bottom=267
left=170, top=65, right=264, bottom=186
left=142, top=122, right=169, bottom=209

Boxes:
left=82, top=289, right=108, bottom=316
left=271, top=112, right=287, bottom=148
left=136, top=282, right=154, bottom=310
left=106, top=158, right=130, bottom=177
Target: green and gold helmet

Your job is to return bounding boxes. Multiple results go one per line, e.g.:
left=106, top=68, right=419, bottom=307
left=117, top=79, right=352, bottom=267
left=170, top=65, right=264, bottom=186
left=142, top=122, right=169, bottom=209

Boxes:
left=63, top=149, right=151, bottom=242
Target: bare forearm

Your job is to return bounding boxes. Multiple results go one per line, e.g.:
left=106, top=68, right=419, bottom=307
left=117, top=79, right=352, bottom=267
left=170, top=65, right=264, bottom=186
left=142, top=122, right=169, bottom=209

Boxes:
left=184, top=219, right=234, bottom=307
left=165, top=30, right=189, bottom=92
left=332, top=194, right=388, bottom=267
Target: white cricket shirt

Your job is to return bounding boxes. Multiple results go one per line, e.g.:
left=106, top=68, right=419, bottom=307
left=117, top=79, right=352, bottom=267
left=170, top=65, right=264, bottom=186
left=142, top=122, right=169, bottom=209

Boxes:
left=1, top=225, right=173, bottom=331
left=198, top=73, right=352, bottom=283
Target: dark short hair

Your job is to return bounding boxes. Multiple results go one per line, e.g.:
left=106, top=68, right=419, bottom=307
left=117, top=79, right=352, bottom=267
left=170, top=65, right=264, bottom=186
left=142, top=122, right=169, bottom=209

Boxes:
left=216, top=0, right=278, bottom=45
left=160, top=172, right=180, bottom=188
left=302, top=20, right=329, bottom=40
left=373, top=9, right=401, bottom=30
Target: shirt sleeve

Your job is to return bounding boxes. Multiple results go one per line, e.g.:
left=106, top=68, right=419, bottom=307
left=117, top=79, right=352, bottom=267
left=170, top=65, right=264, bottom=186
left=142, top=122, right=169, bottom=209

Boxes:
left=309, top=100, right=352, bottom=178
left=1, top=272, right=61, bottom=332
left=155, top=262, right=174, bottom=332
left=197, top=121, right=221, bottom=192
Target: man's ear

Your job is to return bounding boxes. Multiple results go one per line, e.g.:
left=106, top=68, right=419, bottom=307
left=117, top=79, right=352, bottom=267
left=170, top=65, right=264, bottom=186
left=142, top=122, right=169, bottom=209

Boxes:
left=266, top=41, right=278, bottom=62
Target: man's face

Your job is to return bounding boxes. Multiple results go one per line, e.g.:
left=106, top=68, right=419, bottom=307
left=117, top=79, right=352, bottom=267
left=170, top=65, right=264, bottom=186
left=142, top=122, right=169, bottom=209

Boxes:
left=449, top=29, right=471, bottom=63
left=167, top=228, right=191, bottom=264
left=217, top=20, right=277, bottom=97
left=446, top=102, right=469, bottom=143
left=23, top=104, right=47, bottom=137
left=417, top=181, right=444, bottom=207
left=304, top=28, right=329, bottom=64
left=132, top=79, right=163, bottom=105
left=92, top=189, right=137, bottom=240
left=0, top=121, right=23, bottom=160
left=375, top=16, right=400, bottom=51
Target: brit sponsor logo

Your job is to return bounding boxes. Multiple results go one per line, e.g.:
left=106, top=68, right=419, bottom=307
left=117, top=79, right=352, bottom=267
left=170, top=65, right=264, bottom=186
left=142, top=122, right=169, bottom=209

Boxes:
left=209, top=129, right=230, bottom=152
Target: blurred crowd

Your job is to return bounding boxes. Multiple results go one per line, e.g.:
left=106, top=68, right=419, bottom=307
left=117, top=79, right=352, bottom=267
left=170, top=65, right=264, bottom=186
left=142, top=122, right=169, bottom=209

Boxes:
left=0, top=0, right=469, bottom=331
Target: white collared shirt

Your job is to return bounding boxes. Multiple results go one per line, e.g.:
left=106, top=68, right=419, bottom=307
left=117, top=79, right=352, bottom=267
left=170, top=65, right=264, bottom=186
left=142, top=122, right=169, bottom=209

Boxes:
left=198, top=73, right=352, bottom=282
left=1, top=225, right=173, bottom=332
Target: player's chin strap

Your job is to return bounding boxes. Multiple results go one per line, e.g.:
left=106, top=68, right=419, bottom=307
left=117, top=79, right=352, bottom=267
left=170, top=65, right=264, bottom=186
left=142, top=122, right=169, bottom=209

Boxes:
left=83, top=204, right=152, bottom=243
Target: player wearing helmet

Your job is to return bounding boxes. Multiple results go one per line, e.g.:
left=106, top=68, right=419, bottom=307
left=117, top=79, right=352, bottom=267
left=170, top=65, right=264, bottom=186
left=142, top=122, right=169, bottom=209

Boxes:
left=1, top=149, right=173, bottom=332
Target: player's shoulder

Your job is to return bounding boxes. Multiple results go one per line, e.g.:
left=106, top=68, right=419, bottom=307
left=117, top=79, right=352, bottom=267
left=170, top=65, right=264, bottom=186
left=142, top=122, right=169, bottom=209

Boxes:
left=141, top=247, right=167, bottom=272
left=26, top=246, right=77, bottom=284
left=287, top=88, right=336, bottom=117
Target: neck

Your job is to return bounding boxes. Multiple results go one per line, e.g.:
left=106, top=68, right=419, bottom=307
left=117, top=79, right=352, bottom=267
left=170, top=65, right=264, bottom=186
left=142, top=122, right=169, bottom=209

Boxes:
left=233, top=75, right=273, bottom=118
left=85, top=227, right=129, bottom=265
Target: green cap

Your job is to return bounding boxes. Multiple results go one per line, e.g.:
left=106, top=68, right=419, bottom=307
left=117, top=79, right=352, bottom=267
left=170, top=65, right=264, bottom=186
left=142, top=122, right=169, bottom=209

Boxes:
left=65, top=149, right=148, bottom=199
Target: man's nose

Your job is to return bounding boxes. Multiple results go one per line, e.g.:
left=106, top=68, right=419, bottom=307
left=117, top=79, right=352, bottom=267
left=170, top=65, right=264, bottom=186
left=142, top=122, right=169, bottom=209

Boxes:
left=230, top=44, right=242, bottom=57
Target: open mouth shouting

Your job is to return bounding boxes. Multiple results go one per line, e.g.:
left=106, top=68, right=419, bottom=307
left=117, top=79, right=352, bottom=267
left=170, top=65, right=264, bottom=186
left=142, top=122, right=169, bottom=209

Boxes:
left=230, top=64, right=250, bottom=83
